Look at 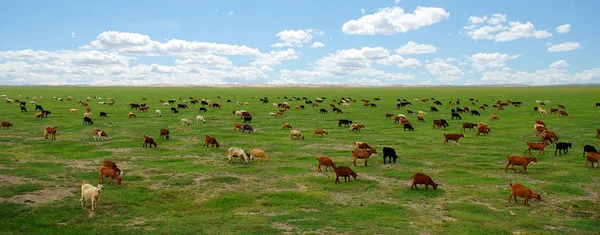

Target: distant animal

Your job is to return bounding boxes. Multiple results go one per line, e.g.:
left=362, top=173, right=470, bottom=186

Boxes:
left=44, top=126, right=58, bottom=140
left=583, top=145, right=598, bottom=157
left=102, top=160, right=122, bottom=177
left=98, top=166, right=122, bottom=185
left=155, top=109, right=162, bottom=116
left=586, top=152, right=600, bottom=168
left=338, top=119, right=353, bottom=127
left=410, top=173, right=438, bottom=191
left=171, top=107, right=179, bottom=113
left=316, top=156, right=335, bottom=172
left=314, top=129, right=328, bottom=137
left=403, top=123, right=414, bottom=131
left=525, top=141, right=551, bottom=155
left=555, top=142, right=572, bottom=155
left=159, top=129, right=170, bottom=139
left=349, top=124, right=365, bottom=132
left=290, top=130, right=304, bottom=140
left=128, top=112, right=136, bottom=118
left=476, top=122, right=490, bottom=137
left=83, top=117, right=93, bottom=125
left=281, top=122, right=293, bottom=129
left=491, top=114, right=500, bottom=121
left=382, top=147, right=398, bottom=164
left=250, top=149, right=269, bottom=162
left=334, top=166, right=357, bottom=184
left=80, top=180, right=103, bottom=211
left=227, top=147, right=250, bottom=164
left=505, top=155, right=538, bottom=174
left=558, top=110, right=568, bottom=117
left=243, top=116, right=252, bottom=123
left=319, top=108, right=328, bottom=114
left=242, top=124, right=254, bottom=133
left=443, top=133, right=465, bottom=145
left=92, top=128, right=109, bottom=140
left=233, top=123, right=243, bottom=131
left=430, top=107, right=439, bottom=112
left=199, top=107, right=207, bottom=112
left=1, top=121, right=13, bottom=129
left=351, top=148, right=377, bottom=166
left=451, top=113, right=462, bottom=120
left=202, top=135, right=220, bottom=148
left=196, top=115, right=206, bottom=123
left=181, top=118, right=191, bottom=126
left=433, top=119, right=449, bottom=128
left=143, top=136, right=157, bottom=148
left=99, top=112, right=107, bottom=117
left=508, top=183, right=541, bottom=206
left=461, top=122, right=477, bottom=132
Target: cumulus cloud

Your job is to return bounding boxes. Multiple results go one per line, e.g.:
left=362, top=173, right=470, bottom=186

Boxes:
left=271, top=29, right=324, bottom=47
left=549, top=60, right=569, bottom=69
left=376, top=55, right=421, bottom=68
left=547, top=42, right=582, bottom=52
left=466, top=53, right=520, bottom=71
left=481, top=68, right=600, bottom=84
left=425, top=59, right=464, bottom=82
left=464, top=14, right=552, bottom=42
left=310, top=42, right=325, bottom=48
left=396, top=41, right=437, bottom=55
left=342, top=6, right=450, bottom=35
left=556, top=24, right=570, bottom=34
left=251, top=49, right=299, bottom=67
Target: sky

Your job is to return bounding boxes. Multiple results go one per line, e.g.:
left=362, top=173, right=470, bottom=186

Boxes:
left=0, top=0, right=599, bottom=86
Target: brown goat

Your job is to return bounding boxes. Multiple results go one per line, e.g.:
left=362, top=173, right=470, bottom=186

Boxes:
left=385, top=113, right=394, bottom=119
left=585, top=152, right=600, bottom=168
left=314, top=129, right=328, bottom=137
left=103, top=160, right=122, bottom=176
left=143, top=136, right=157, bottom=148
left=490, top=114, right=500, bottom=121
left=410, top=173, right=438, bottom=191
left=349, top=124, right=365, bottom=132
left=233, top=122, right=243, bottom=131
left=334, top=166, right=357, bottom=184
left=540, top=130, right=559, bottom=143
left=351, top=148, right=377, bottom=166
left=159, top=129, right=170, bottom=139
left=98, top=166, right=122, bottom=184
left=1, top=121, right=13, bottom=129
left=525, top=141, right=551, bottom=155
left=508, top=183, right=541, bottom=206
left=534, top=124, right=547, bottom=136
left=44, top=126, right=58, bottom=140
left=316, top=156, right=335, bottom=172
left=505, top=155, right=538, bottom=174
left=535, top=120, right=546, bottom=127
left=443, top=133, right=464, bottom=145
left=202, top=135, right=220, bottom=148
left=282, top=122, right=293, bottom=129
left=353, top=141, right=373, bottom=150
left=597, top=129, right=600, bottom=139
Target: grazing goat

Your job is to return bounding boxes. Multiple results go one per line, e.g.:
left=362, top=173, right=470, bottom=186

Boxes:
left=181, top=119, right=191, bottom=126
left=505, top=156, right=538, bottom=174
left=250, top=149, right=269, bottom=162
left=99, top=112, right=107, bottom=117
left=98, top=166, right=122, bottom=184
left=155, top=109, right=162, bottom=116
left=93, top=128, right=109, bottom=140
left=70, top=108, right=78, bottom=114
left=338, top=119, right=352, bottom=127
left=353, top=141, right=373, bottom=150
left=385, top=113, right=394, bottom=119
left=383, top=147, right=398, bottom=164
left=451, top=112, right=462, bottom=120
left=290, top=130, right=304, bottom=140
left=83, top=117, right=93, bottom=125
left=314, top=129, right=328, bottom=137
left=419, top=111, right=427, bottom=116
left=471, top=110, right=480, bottom=116
left=476, top=122, right=490, bottom=137
left=242, top=124, right=254, bottom=133
left=44, top=126, right=58, bottom=140
left=540, top=130, right=559, bottom=143
left=555, top=142, right=572, bottom=155
left=525, top=141, right=551, bottom=155
left=597, top=129, right=600, bottom=139
left=410, top=173, right=438, bottom=191
left=533, top=124, right=547, bottom=136
left=143, top=136, right=157, bottom=148
left=233, top=123, right=243, bottom=131
left=128, top=112, right=136, bottom=118
left=403, top=123, right=414, bottom=131
left=159, top=129, right=170, bottom=139
left=202, top=135, right=220, bottom=148
left=349, top=124, right=365, bottom=132
left=334, top=166, right=357, bottom=184
left=316, top=156, right=335, bottom=172
left=80, top=180, right=103, bottom=211
left=103, top=160, right=122, bottom=177
left=461, top=122, right=477, bottom=132
left=490, top=114, right=500, bottom=121
left=227, top=147, right=250, bottom=164
left=586, top=152, right=600, bottom=168
left=583, top=145, right=598, bottom=157
left=508, top=183, right=541, bottom=206
left=417, top=116, right=425, bottom=122
left=196, top=115, right=206, bottom=124
left=433, top=119, right=449, bottom=128
left=1, top=121, right=13, bottom=129
left=558, top=110, right=568, bottom=117
left=443, top=133, right=465, bottom=145
left=282, top=122, right=293, bottom=129
left=351, top=148, right=377, bottom=166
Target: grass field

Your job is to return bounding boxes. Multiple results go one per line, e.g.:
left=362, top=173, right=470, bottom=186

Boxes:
left=0, top=86, right=599, bottom=234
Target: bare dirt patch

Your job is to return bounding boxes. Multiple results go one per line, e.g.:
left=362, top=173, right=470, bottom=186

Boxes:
left=0, top=164, right=14, bottom=170
left=0, top=187, right=74, bottom=206
left=0, top=174, right=42, bottom=185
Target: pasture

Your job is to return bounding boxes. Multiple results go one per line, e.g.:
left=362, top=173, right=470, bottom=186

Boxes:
left=0, top=86, right=599, bottom=234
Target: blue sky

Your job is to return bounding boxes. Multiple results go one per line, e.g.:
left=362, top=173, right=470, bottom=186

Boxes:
left=0, top=0, right=598, bottom=85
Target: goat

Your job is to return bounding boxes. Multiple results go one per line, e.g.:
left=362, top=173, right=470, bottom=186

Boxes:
left=155, top=109, right=162, bottom=116
left=98, top=166, right=122, bottom=184
left=250, top=149, right=269, bottom=162
left=508, top=183, right=541, bottom=206
left=505, top=155, right=538, bottom=174
left=202, top=135, right=220, bottom=148
left=443, top=133, right=465, bottom=145
left=83, top=117, right=93, bottom=125
left=159, top=129, right=170, bottom=139
left=93, top=128, right=109, bottom=140
left=383, top=147, right=398, bottom=164
left=554, top=142, right=572, bottom=155
left=128, top=112, right=136, bottom=118
left=282, top=122, right=293, bottom=129
left=461, top=122, right=477, bottom=132
left=44, top=126, right=58, bottom=140
left=338, top=119, right=352, bottom=127
left=196, top=115, right=206, bottom=124
left=103, top=160, right=122, bottom=177
left=80, top=180, right=103, bottom=211
left=351, top=148, right=377, bottom=166
left=1, top=121, right=13, bottom=129
left=290, top=130, right=304, bottom=140
left=334, top=166, right=357, bottom=184
left=316, top=156, right=335, bottom=172
left=476, top=122, right=490, bottom=137
left=143, top=136, right=157, bottom=148
left=583, top=145, right=598, bottom=157
left=233, top=123, right=243, bottom=131
left=586, top=152, right=600, bottom=168
left=314, top=129, right=328, bottom=137
left=433, top=119, right=449, bottom=128
left=540, top=130, right=559, bottom=143
left=525, top=141, right=551, bottom=155
left=410, top=173, right=438, bottom=191
left=242, top=124, right=254, bottom=133
left=227, top=147, right=250, bottom=164
left=353, top=142, right=373, bottom=150
left=349, top=124, right=365, bottom=132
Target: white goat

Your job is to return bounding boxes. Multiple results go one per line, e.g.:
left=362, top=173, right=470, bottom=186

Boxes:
left=80, top=180, right=103, bottom=211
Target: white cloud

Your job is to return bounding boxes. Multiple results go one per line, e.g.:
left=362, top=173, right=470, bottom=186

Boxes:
left=481, top=68, right=600, bottom=84
left=377, top=55, right=421, bottom=68
left=272, top=29, right=323, bottom=47
left=71, top=32, right=77, bottom=38
left=466, top=53, right=520, bottom=71
left=396, top=41, right=437, bottom=55
left=549, top=60, right=569, bottom=69
left=545, top=42, right=553, bottom=47
left=464, top=14, right=552, bottom=42
left=228, top=11, right=234, bottom=15
left=310, top=42, right=325, bottom=48
left=361, top=8, right=365, bottom=15
left=547, top=42, right=582, bottom=52
left=426, top=59, right=464, bottom=82
left=342, top=6, right=450, bottom=35
left=556, top=24, right=570, bottom=34
left=251, top=49, right=299, bottom=67
left=270, top=42, right=294, bottom=48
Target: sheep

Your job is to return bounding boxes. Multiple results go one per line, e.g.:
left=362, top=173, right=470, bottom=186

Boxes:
left=316, top=156, right=335, bottom=172
left=334, top=166, right=357, bottom=184
left=351, top=148, right=377, bottom=166
left=98, top=166, right=122, bottom=184
left=250, top=149, right=269, bottom=162
left=227, top=147, right=250, bottom=164
left=382, top=147, right=398, bottom=164
left=443, top=133, right=465, bottom=145
left=525, top=141, right=551, bottom=155
left=410, top=173, right=438, bottom=191
left=159, top=129, right=170, bottom=139
left=181, top=119, right=191, bottom=126
left=202, top=135, right=220, bottom=148
left=80, top=180, right=104, bottom=211
left=290, top=130, right=304, bottom=140
left=314, top=129, right=328, bottom=137
left=508, top=183, right=542, bottom=206
left=586, top=152, right=600, bottom=168
left=196, top=115, right=206, bottom=124
left=505, top=155, right=538, bottom=174
left=155, top=109, right=162, bottom=116
left=44, top=126, right=58, bottom=140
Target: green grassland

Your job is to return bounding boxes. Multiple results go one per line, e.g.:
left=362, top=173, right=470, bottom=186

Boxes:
left=0, top=86, right=599, bottom=234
